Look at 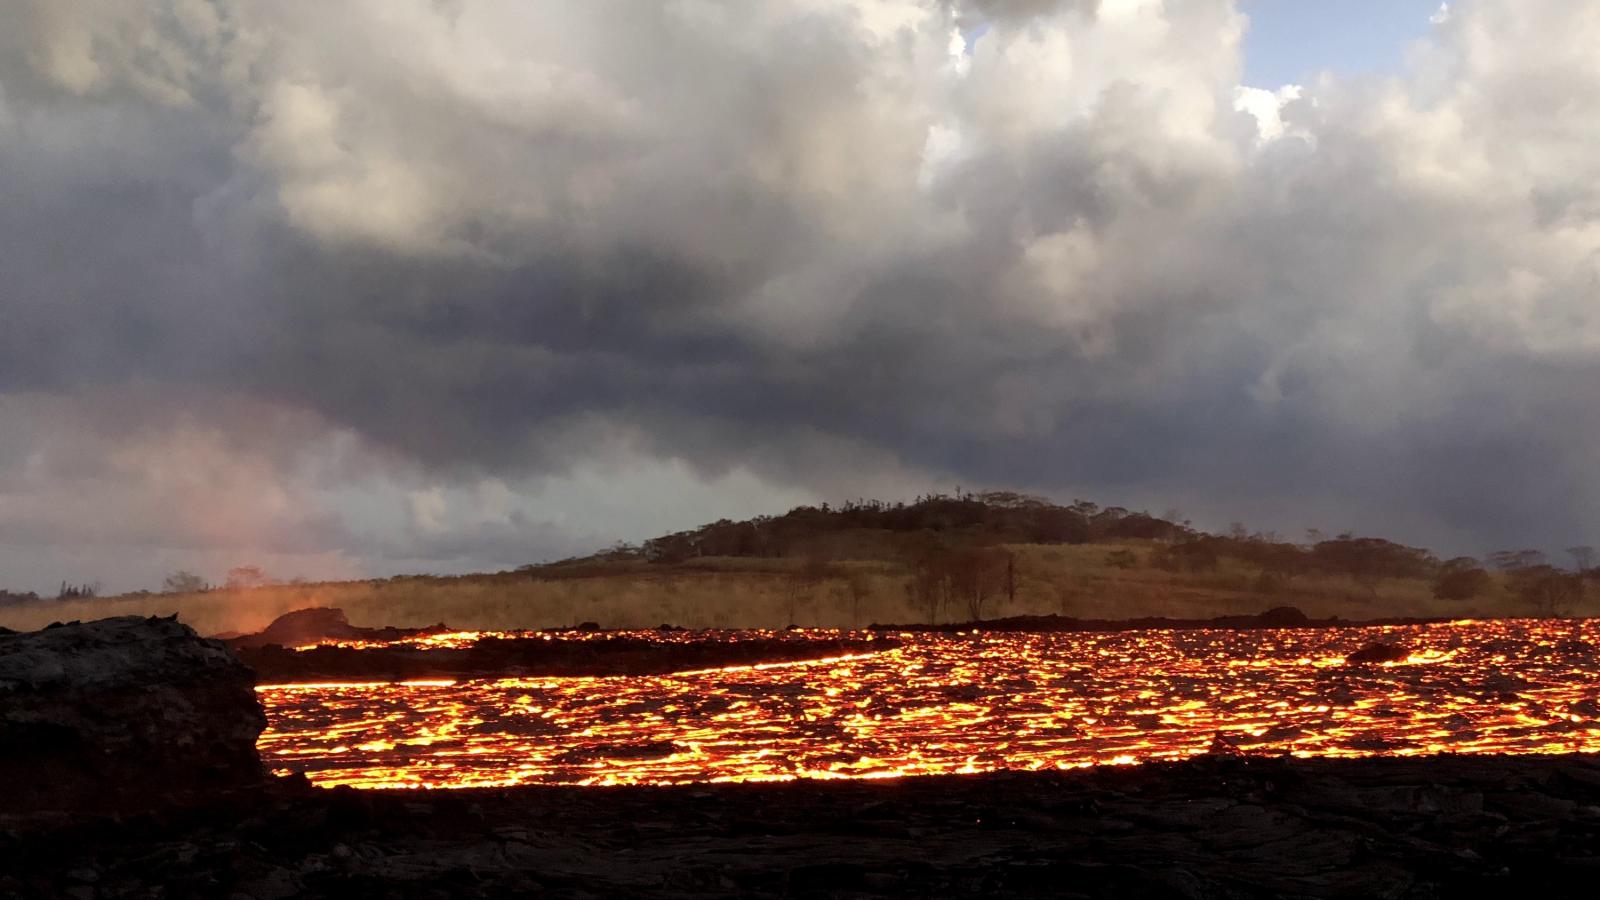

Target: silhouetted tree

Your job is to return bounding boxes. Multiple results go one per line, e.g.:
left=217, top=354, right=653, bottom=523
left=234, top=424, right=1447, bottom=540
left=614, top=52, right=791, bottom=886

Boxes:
left=225, top=565, right=271, bottom=589
left=1507, top=565, right=1583, bottom=617
left=55, top=581, right=99, bottom=600
left=1097, top=512, right=1182, bottom=542
left=1311, top=538, right=1433, bottom=594
left=1567, top=546, right=1595, bottom=574
left=783, top=557, right=828, bottom=626
left=1151, top=539, right=1220, bottom=573
left=0, top=588, right=42, bottom=605
left=905, top=545, right=951, bottom=625
left=952, top=547, right=1009, bottom=621
left=1191, top=535, right=1309, bottom=577
left=845, top=571, right=871, bottom=626
left=163, top=570, right=208, bottom=594
left=632, top=494, right=1193, bottom=563
left=1489, top=549, right=1547, bottom=572
left=1433, top=557, right=1490, bottom=601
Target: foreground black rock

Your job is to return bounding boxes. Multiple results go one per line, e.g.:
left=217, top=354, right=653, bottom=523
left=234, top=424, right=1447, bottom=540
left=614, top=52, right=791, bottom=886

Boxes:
left=6, top=754, right=1600, bottom=898
left=0, top=616, right=267, bottom=814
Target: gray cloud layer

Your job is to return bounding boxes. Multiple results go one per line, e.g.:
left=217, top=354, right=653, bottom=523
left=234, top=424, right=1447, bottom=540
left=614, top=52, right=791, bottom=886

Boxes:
left=2, top=0, right=1598, bottom=592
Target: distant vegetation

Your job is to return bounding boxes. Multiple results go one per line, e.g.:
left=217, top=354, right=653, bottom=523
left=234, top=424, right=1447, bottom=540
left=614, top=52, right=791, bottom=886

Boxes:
left=0, top=582, right=101, bottom=605
left=547, top=492, right=1593, bottom=619
left=1, top=492, right=1595, bottom=633
left=621, top=493, right=1180, bottom=562
left=163, top=571, right=210, bottom=594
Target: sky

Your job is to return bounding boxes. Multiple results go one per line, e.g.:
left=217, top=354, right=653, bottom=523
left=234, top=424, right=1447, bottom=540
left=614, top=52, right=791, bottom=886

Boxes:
left=1241, top=0, right=1446, bottom=87
left=3, top=0, right=1599, bottom=595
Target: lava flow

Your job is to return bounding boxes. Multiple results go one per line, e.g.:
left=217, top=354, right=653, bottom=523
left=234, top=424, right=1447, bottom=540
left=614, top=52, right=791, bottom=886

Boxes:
left=256, top=618, right=1600, bottom=789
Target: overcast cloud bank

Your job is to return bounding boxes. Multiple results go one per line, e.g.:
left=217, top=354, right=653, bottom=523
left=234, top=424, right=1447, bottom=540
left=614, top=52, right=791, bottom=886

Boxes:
left=2, top=0, right=1598, bottom=593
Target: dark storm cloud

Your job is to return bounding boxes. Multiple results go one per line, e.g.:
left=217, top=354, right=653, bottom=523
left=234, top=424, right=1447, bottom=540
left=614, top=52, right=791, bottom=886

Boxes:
left=2, top=0, right=1600, bottom=593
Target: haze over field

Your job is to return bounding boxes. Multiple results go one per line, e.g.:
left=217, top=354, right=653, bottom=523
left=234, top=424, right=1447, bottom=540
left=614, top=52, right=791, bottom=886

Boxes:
left=3, top=0, right=1600, bottom=594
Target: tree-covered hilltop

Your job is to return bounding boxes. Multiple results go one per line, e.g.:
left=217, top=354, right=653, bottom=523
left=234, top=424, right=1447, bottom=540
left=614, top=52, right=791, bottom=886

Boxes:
left=630, top=492, right=1184, bottom=562
left=540, top=491, right=1590, bottom=619
left=4, top=493, right=1592, bottom=633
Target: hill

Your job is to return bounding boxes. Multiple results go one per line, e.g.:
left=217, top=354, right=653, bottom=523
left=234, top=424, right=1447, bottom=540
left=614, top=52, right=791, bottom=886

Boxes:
left=1, top=492, right=1592, bottom=635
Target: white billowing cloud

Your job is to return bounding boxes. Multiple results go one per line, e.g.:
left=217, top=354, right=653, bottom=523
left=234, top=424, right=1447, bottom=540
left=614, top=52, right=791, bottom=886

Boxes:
left=1234, top=84, right=1304, bottom=142
left=1341, top=1, right=1600, bottom=360
left=3, top=0, right=1600, bottom=593
left=215, top=0, right=954, bottom=264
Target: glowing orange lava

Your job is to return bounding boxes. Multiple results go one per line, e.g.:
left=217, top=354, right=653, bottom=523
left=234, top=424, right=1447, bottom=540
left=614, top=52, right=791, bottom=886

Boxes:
left=257, top=619, right=1600, bottom=789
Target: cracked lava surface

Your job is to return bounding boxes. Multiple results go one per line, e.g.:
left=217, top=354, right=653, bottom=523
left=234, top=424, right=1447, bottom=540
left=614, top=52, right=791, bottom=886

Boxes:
left=256, top=619, right=1600, bottom=788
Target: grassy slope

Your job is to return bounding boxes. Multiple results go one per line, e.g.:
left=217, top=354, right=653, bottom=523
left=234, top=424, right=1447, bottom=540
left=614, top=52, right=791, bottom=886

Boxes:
left=0, top=539, right=1563, bottom=636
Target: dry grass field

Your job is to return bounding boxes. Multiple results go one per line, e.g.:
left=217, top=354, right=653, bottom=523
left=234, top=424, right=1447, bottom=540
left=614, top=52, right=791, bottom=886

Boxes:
left=0, top=540, right=1563, bottom=637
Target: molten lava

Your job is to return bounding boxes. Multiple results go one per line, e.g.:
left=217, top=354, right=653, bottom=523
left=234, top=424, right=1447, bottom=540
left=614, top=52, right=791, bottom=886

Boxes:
left=256, top=619, right=1600, bottom=789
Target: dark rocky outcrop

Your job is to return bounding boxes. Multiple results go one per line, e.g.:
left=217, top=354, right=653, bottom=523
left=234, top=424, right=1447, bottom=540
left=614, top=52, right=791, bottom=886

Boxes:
left=0, top=616, right=267, bottom=814
left=6, top=754, right=1600, bottom=898
left=1347, top=642, right=1412, bottom=664
left=1254, top=605, right=1313, bottom=627
left=222, top=607, right=447, bottom=651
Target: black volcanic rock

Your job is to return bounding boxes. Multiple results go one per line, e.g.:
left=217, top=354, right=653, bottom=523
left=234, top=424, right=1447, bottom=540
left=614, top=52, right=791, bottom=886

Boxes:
left=9, top=754, right=1600, bottom=897
left=224, top=607, right=446, bottom=650
left=1255, top=605, right=1311, bottom=627
left=0, top=615, right=267, bottom=813
left=1347, top=642, right=1411, bottom=664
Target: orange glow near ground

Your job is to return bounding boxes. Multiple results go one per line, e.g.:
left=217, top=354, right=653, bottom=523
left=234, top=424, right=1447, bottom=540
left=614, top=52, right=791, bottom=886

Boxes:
left=256, top=619, right=1600, bottom=789
left=289, top=628, right=806, bottom=651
